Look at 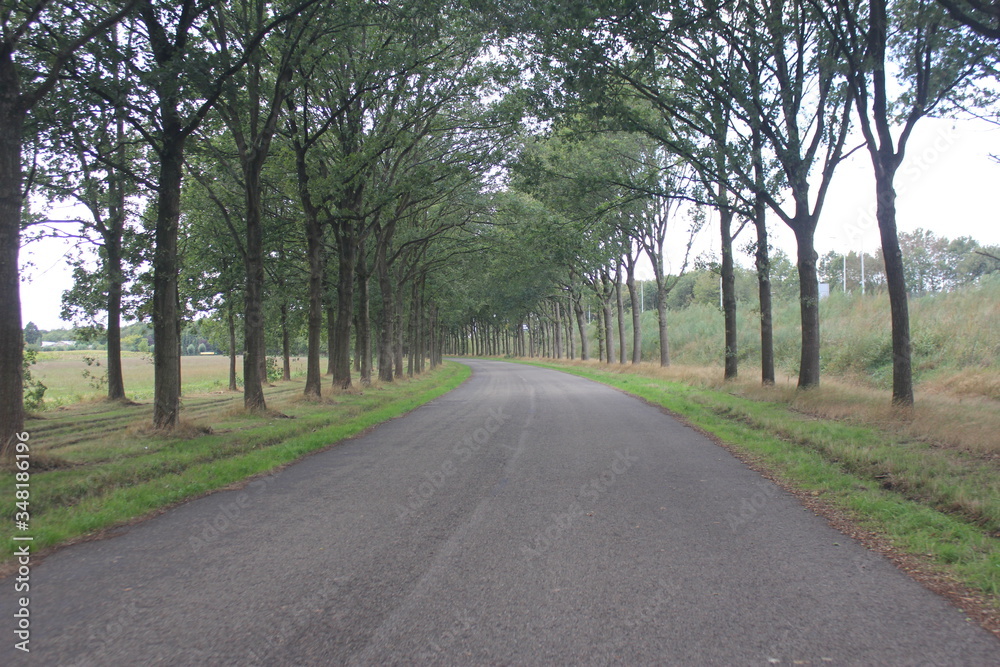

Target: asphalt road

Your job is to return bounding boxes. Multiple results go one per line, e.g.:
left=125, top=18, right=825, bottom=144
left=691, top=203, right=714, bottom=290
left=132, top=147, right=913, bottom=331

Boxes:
left=2, top=359, right=998, bottom=665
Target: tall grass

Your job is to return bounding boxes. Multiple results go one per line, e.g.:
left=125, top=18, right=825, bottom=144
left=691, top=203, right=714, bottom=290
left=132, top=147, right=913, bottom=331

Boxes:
left=600, top=276, right=1000, bottom=400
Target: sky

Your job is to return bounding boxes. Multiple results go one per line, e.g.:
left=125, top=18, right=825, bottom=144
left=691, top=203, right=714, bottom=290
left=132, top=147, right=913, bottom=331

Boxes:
left=18, top=116, right=1000, bottom=331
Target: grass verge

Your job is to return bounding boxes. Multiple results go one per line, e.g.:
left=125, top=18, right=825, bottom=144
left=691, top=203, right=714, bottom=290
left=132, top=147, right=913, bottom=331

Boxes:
left=511, top=358, right=1000, bottom=632
left=2, top=362, right=469, bottom=565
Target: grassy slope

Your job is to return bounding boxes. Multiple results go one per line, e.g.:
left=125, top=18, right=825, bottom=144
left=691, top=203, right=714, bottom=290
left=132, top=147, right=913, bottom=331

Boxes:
left=514, top=359, right=1000, bottom=621
left=2, top=362, right=470, bottom=562
left=630, top=276, right=1000, bottom=399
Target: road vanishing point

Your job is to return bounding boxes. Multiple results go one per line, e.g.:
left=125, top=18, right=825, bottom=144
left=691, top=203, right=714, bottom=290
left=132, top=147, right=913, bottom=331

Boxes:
left=2, top=359, right=998, bottom=665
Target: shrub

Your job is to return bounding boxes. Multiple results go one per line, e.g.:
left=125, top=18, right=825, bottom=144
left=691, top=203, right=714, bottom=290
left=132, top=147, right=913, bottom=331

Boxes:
left=23, top=348, right=47, bottom=412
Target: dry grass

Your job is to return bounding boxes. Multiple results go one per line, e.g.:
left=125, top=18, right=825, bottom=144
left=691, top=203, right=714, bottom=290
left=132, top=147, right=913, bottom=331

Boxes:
left=927, top=370, right=1000, bottom=402
left=125, top=418, right=214, bottom=440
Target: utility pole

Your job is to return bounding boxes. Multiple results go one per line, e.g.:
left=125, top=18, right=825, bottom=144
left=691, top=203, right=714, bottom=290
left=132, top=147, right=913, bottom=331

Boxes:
left=861, top=248, right=865, bottom=295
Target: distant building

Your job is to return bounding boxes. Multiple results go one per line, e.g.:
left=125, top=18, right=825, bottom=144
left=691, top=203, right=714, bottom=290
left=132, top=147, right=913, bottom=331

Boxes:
left=819, top=282, right=830, bottom=299
left=41, top=341, right=77, bottom=348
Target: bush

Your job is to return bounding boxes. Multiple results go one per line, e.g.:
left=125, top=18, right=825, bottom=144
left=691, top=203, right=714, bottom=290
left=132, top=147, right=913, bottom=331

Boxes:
left=23, top=348, right=47, bottom=412
left=265, top=357, right=282, bottom=383
left=81, top=355, right=108, bottom=391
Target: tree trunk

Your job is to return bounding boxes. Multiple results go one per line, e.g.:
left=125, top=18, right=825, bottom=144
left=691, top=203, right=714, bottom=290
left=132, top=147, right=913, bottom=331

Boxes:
left=572, top=293, right=588, bottom=361
left=152, top=132, right=186, bottom=429
left=375, top=236, right=395, bottom=383
left=565, top=293, right=575, bottom=359
left=752, top=126, right=775, bottom=385
left=626, top=262, right=641, bottom=364
left=428, top=304, right=437, bottom=369
left=228, top=303, right=238, bottom=391
left=407, top=280, right=417, bottom=376
left=0, top=60, right=24, bottom=457
left=303, top=212, right=323, bottom=397
left=602, top=278, right=615, bottom=365
left=553, top=300, right=563, bottom=359
left=656, top=282, right=670, bottom=367
left=104, top=115, right=127, bottom=401
left=354, top=311, right=363, bottom=373
left=415, top=281, right=425, bottom=373
left=875, top=169, right=914, bottom=405
left=720, top=208, right=738, bottom=380
left=326, top=300, right=336, bottom=376
left=595, top=306, right=605, bottom=362
left=394, top=285, right=405, bottom=378
left=356, top=248, right=372, bottom=385
left=615, top=271, right=627, bottom=365
left=105, top=230, right=126, bottom=400
left=243, top=164, right=267, bottom=410
left=280, top=301, right=291, bottom=382
left=794, top=223, right=821, bottom=388
left=332, top=236, right=356, bottom=390
left=754, top=201, right=775, bottom=385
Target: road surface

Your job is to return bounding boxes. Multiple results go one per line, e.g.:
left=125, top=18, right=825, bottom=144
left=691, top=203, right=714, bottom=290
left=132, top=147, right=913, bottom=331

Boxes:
left=2, top=359, right=997, bottom=665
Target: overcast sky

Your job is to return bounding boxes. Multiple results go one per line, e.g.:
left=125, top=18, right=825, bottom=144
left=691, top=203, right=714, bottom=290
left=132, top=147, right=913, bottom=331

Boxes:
left=18, top=116, right=1000, bottom=331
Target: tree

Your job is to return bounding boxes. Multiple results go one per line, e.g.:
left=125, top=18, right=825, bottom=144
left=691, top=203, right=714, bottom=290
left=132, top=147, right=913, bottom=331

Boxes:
left=283, top=1, right=500, bottom=389
left=205, top=0, right=322, bottom=411
left=23, top=322, right=40, bottom=346
left=122, top=0, right=315, bottom=429
left=633, top=157, right=697, bottom=367
left=182, top=145, right=251, bottom=393
left=936, top=0, right=1000, bottom=39
left=818, top=0, right=994, bottom=404
left=1, top=0, right=135, bottom=458
left=34, top=25, right=150, bottom=401
left=525, top=0, right=852, bottom=386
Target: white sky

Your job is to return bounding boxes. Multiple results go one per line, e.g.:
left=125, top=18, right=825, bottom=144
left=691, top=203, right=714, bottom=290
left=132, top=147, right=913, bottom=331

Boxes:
left=18, top=116, right=1000, bottom=331
left=641, top=115, right=1000, bottom=279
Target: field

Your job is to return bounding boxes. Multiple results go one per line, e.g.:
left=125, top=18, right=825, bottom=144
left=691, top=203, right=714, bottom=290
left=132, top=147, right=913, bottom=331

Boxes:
left=28, top=351, right=310, bottom=405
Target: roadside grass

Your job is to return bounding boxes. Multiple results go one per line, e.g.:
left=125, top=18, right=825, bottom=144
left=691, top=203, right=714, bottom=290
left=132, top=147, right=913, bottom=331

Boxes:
left=511, top=359, right=1000, bottom=613
left=1, top=362, right=469, bottom=563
